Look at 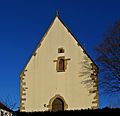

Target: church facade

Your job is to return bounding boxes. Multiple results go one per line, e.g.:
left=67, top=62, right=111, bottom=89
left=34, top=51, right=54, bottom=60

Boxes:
left=20, top=15, right=98, bottom=112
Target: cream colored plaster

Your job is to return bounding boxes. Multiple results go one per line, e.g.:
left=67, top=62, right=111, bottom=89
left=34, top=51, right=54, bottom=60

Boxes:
left=20, top=16, right=98, bottom=112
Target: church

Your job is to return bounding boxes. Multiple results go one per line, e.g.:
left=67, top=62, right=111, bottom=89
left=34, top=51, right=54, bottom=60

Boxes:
left=20, top=14, right=98, bottom=112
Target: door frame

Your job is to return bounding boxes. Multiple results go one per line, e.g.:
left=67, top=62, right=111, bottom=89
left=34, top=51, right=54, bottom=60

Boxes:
left=47, top=94, right=68, bottom=111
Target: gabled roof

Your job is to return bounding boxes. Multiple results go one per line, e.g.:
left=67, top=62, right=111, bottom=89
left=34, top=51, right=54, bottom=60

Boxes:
left=20, top=14, right=98, bottom=77
left=56, top=15, right=98, bottom=69
left=0, top=102, right=12, bottom=112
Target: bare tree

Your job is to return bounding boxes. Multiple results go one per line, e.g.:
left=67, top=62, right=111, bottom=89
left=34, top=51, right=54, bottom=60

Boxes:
left=95, top=20, right=120, bottom=95
left=0, top=96, right=18, bottom=110
left=108, top=96, right=120, bottom=108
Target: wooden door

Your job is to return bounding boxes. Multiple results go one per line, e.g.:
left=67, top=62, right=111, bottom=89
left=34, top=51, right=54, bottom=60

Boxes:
left=52, top=98, right=64, bottom=112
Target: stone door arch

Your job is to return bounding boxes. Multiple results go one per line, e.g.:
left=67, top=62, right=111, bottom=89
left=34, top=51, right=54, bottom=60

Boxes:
left=47, top=94, right=68, bottom=111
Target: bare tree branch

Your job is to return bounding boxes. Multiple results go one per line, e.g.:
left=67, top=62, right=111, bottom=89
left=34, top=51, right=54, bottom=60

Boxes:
left=95, top=20, right=120, bottom=96
left=0, top=96, right=18, bottom=110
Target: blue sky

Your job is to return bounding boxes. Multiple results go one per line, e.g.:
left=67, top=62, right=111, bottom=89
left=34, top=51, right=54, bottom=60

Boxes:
left=0, top=0, right=120, bottom=109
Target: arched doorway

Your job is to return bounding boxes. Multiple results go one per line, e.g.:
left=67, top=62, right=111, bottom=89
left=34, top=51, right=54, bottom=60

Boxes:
left=48, top=95, right=68, bottom=111
left=52, top=98, right=64, bottom=112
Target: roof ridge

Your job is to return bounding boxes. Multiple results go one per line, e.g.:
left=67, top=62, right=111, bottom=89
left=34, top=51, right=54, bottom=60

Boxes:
left=0, top=102, right=12, bottom=112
